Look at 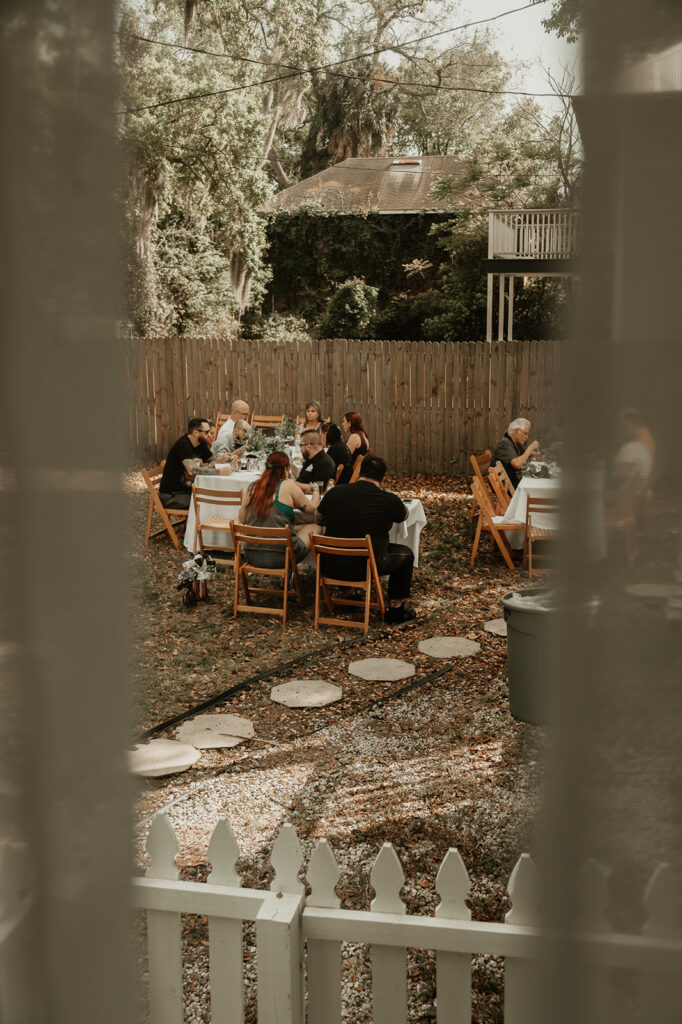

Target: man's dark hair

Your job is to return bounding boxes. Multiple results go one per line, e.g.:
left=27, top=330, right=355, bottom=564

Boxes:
left=188, top=417, right=208, bottom=433
left=301, top=429, right=322, bottom=446
left=359, top=454, right=387, bottom=482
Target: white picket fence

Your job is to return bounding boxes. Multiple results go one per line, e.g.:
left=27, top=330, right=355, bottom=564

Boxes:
left=131, top=814, right=682, bottom=1024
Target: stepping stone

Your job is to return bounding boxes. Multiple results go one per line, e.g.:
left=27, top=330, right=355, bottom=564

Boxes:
left=348, top=658, right=415, bottom=681
left=175, top=714, right=254, bottom=749
left=626, top=583, right=682, bottom=600
left=129, top=739, right=200, bottom=777
left=270, top=679, right=343, bottom=708
left=484, top=618, right=507, bottom=637
left=418, top=636, right=481, bottom=658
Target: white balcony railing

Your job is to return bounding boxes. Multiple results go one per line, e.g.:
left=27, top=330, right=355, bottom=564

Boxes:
left=489, top=209, right=579, bottom=259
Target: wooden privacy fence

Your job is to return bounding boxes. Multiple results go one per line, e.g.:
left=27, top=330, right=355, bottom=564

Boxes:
left=130, top=814, right=681, bottom=1024
left=124, top=336, right=561, bottom=474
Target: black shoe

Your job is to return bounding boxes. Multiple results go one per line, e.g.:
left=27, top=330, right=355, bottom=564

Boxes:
left=384, top=603, right=417, bottom=625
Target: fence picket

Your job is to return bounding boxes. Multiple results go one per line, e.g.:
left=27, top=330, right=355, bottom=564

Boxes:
left=504, top=854, right=539, bottom=1024
left=307, top=841, right=342, bottom=1024
left=0, top=843, right=34, bottom=1023
left=205, top=820, right=245, bottom=1022
left=449, top=339, right=460, bottom=470
left=271, top=823, right=304, bottom=895
left=145, top=815, right=183, bottom=1024
left=435, top=849, right=472, bottom=1024
left=371, top=844, right=406, bottom=1024
left=428, top=341, right=439, bottom=474
left=641, top=863, right=680, bottom=1023
left=574, top=859, right=611, bottom=1024
left=207, top=819, right=242, bottom=887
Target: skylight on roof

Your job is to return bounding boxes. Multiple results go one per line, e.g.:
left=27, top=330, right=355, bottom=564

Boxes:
left=390, top=159, right=422, bottom=167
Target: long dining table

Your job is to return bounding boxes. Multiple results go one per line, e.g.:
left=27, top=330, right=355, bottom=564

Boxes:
left=499, top=469, right=606, bottom=560
left=500, top=475, right=561, bottom=550
left=184, top=472, right=427, bottom=566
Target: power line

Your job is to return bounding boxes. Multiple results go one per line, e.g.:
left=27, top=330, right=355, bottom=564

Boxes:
left=121, top=1, right=550, bottom=73
left=117, top=1, right=557, bottom=115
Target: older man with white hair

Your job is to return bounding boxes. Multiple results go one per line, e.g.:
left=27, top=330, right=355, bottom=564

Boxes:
left=492, top=418, right=540, bottom=488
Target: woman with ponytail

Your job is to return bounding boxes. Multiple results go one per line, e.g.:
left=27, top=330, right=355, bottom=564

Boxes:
left=238, top=452, right=320, bottom=567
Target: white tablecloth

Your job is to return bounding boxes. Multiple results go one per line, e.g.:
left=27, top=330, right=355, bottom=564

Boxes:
left=184, top=475, right=427, bottom=566
left=184, top=471, right=260, bottom=553
left=500, top=476, right=561, bottom=549
left=390, top=499, right=427, bottom=567
left=499, top=472, right=605, bottom=560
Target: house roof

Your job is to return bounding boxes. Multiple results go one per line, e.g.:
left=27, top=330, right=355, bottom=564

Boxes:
left=265, top=156, right=481, bottom=215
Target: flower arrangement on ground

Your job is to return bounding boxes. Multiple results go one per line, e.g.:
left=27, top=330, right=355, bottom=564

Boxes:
left=177, top=554, right=216, bottom=605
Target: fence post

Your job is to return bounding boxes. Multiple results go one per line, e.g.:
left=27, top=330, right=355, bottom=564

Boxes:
left=256, top=892, right=305, bottom=1024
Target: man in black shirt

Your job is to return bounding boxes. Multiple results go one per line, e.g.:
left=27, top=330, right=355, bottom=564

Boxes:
left=159, top=418, right=216, bottom=509
left=296, top=430, right=337, bottom=492
left=491, top=417, right=540, bottom=489
left=316, top=454, right=416, bottom=624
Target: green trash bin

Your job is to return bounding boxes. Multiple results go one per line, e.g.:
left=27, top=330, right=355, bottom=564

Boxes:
left=502, top=588, right=556, bottom=725
left=502, top=588, right=599, bottom=725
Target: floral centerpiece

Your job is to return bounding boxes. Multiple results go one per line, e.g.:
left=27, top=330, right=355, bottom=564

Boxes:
left=243, top=416, right=298, bottom=457
left=177, top=554, right=216, bottom=606
left=522, top=441, right=562, bottom=479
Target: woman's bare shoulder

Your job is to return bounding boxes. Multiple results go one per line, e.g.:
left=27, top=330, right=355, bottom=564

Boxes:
left=278, top=478, right=299, bottom=498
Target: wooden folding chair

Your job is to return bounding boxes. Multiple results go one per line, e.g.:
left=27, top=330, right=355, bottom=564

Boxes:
left=469, top=450, right=492, bottom=521
left=252, top=414, right=285, bottom=431
left=470, top=477, right=523, bottom=571
left=349, top=451, right=372, bottom=484
left=142, top=467, right=189, bottom=550
left=191, top=484, right=242, bottom=566
left=523, top=496, right=560, bottom=578
left=229, top=522, right=305, bottom=625
left=488, top=462, right=514, bottom=514
left=324, top=464, right=344, bottom=492
left=311, top=534, right=386, bottom=634
left=216, top=411, right=251, bottom=430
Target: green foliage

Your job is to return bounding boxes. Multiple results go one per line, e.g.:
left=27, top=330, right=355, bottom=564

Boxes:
left=265, top=208, right=449, bottom=325
left=508, top=278, right=569, bottom=340
left=302, top=60, right=402, bottom=176
left=320, top=278, right=379, bottom=338
left=245, top=313, right=314, bottom=344
left=431, top=92, right=582, bottom=209
left=264, top=207, right=570, bottom=341
left=391, top=41, right=509, bottom=156
left=118, top=0, right=321, bottom=334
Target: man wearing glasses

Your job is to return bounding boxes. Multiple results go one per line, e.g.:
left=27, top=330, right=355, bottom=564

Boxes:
left=492, top=417, right=540, bottom=489
left=159, top=418, right=231, bottom=509
left=295, top=430, right=336, bottom=493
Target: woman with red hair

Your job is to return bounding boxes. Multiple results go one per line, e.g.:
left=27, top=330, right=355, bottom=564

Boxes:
left=338, top=411, right=370, bottom=484
left=238, top=452, right=320, bottom=567
left=343, top=411, right=370, bottom=459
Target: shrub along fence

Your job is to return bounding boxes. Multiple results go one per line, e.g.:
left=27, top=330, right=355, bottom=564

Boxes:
left=124, top=336, right=562, bottom=474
